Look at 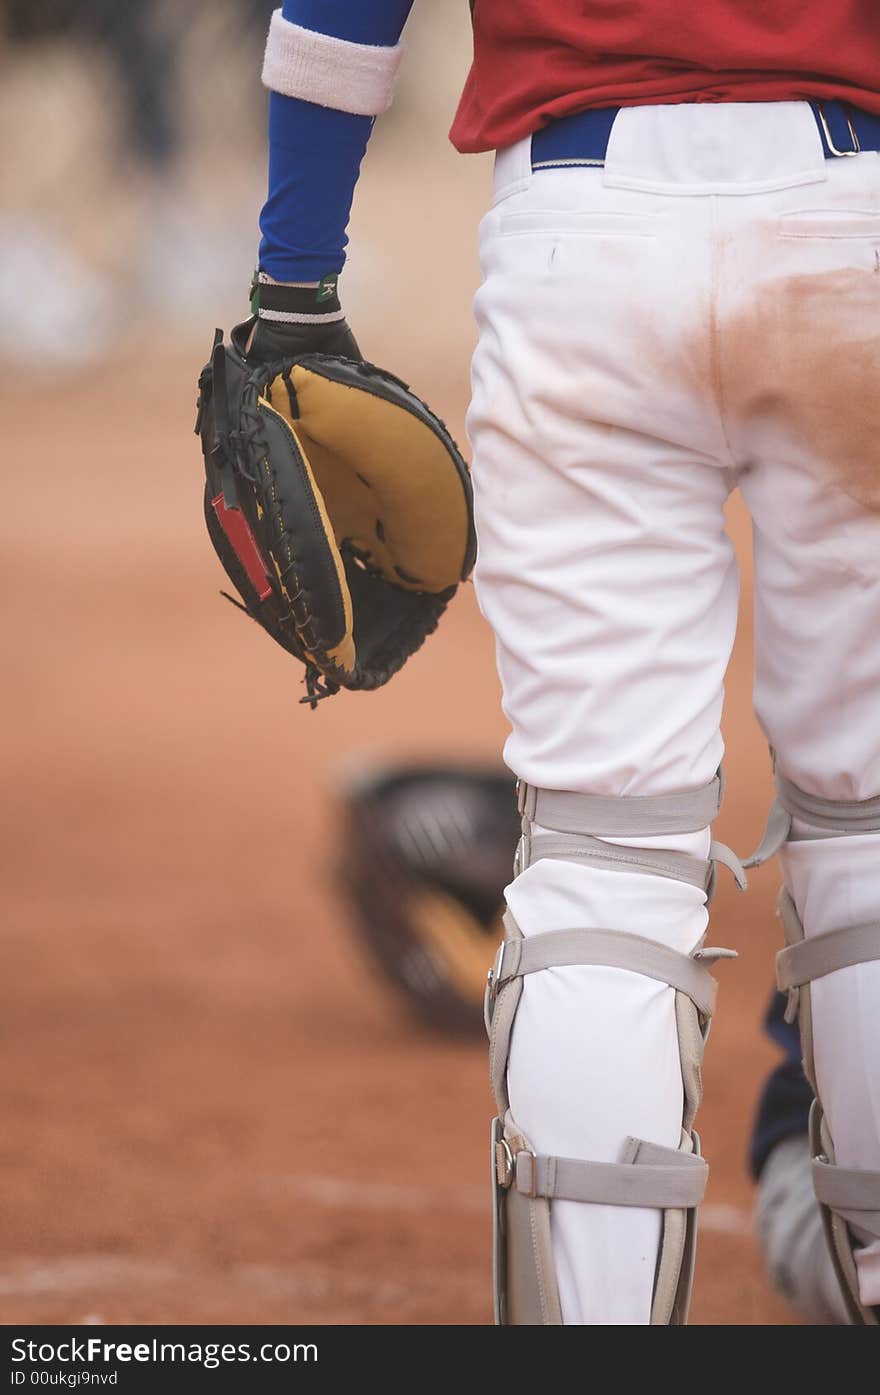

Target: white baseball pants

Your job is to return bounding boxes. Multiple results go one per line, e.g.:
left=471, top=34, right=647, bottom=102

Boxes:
left=468, top=100, right=880, bottom=1323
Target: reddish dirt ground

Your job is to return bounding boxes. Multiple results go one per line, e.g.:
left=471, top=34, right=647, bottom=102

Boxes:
left=1, top=352, right=800, bottom=1325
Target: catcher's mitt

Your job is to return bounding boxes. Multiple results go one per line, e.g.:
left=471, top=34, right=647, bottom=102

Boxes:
left=336, top=761, right=520, bottom=1034
left=195, top=323, right=476, bottom=706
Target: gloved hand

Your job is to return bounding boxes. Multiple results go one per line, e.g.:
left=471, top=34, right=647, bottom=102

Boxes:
left=243, top=272, right=361, bottom=364
left=195, top=310, right=475, bottom=707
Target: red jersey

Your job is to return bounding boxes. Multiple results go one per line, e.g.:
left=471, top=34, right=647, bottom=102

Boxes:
left=451, top=1, right=880, bottom=153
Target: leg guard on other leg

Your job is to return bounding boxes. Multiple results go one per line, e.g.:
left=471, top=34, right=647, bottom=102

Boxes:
left=486, top=772, right=742, bottom=1325
left=750, top=769, right=880, bottom=1326
left=777, top=887, right=880, bottom=1326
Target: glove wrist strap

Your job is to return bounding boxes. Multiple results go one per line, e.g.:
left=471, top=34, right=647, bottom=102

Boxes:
left=250, top=270, right=342, bottom=322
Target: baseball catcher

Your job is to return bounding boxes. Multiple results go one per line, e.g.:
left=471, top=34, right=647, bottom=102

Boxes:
left=206, top=1, right=880, bottom=1324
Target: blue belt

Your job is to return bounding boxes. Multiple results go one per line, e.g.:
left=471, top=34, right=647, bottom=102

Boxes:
left=530, top=99, right=880, bottom=171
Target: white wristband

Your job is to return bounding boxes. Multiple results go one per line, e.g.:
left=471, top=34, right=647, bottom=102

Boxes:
left=261, top=11, right=405, bottom=118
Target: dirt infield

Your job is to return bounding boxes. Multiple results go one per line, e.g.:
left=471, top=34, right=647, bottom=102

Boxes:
left=0, top=352, right=800, bottom=1326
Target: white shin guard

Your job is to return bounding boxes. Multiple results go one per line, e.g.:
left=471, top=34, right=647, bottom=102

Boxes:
left=486, top=773, right=741, bottom=1325
left=778, top=889, right=880, bottom=1326
left=750, top=772, right=880, bottom=1326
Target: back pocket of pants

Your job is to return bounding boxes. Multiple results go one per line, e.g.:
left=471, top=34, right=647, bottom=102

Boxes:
left=778, top=208, right=880, bottom=239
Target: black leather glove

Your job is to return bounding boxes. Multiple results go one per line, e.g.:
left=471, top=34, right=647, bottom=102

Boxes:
left=243, top=273, right=361, bottom=364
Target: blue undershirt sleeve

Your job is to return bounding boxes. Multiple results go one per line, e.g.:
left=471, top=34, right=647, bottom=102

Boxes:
left=258, top=1, right=415, bottom=283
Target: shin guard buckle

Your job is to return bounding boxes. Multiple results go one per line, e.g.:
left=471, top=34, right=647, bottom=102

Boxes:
left=495, top=1136, right=515, bottom=1189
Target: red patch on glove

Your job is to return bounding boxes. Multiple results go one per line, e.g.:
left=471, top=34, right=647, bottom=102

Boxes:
left=211, top=494, right=273, bottom=602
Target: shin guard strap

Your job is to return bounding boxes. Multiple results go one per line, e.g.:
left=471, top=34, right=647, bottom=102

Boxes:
left=777, top=774, right=880, bottom=836
left=747, top=772, right=880, bottom=867
left=813, top=1157, right=880, bottom=1241
left=517, top=771, right=722, bottom=835
left=507, top=1138, right=708, bottom=1208
left=492, top=926, right=722, bottom=1020
left=522, top=831, right=745, bottom=893
left=777, top=917, right=880, bottom=1023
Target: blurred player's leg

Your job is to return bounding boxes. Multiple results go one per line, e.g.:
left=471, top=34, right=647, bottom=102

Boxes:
left=757, top=1135, right=849, bottom=1324
left=751, top=991, right=848, bottom=1324
left=469, top=141, right=741, bottom=1324
left=739, top=177, right=880, bottom=1319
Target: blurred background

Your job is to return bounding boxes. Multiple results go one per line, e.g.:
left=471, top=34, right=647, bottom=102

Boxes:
left=2, top=1, right=797, bottom=1323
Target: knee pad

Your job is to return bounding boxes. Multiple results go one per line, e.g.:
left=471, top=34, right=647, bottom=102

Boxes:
left=486, top=771, right=742, bottom=1325
left=749, top=768, right=880, bottom=1326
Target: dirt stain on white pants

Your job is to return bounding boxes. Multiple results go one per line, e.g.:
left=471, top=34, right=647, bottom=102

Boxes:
left=720, top=261, right=880, bottom=512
